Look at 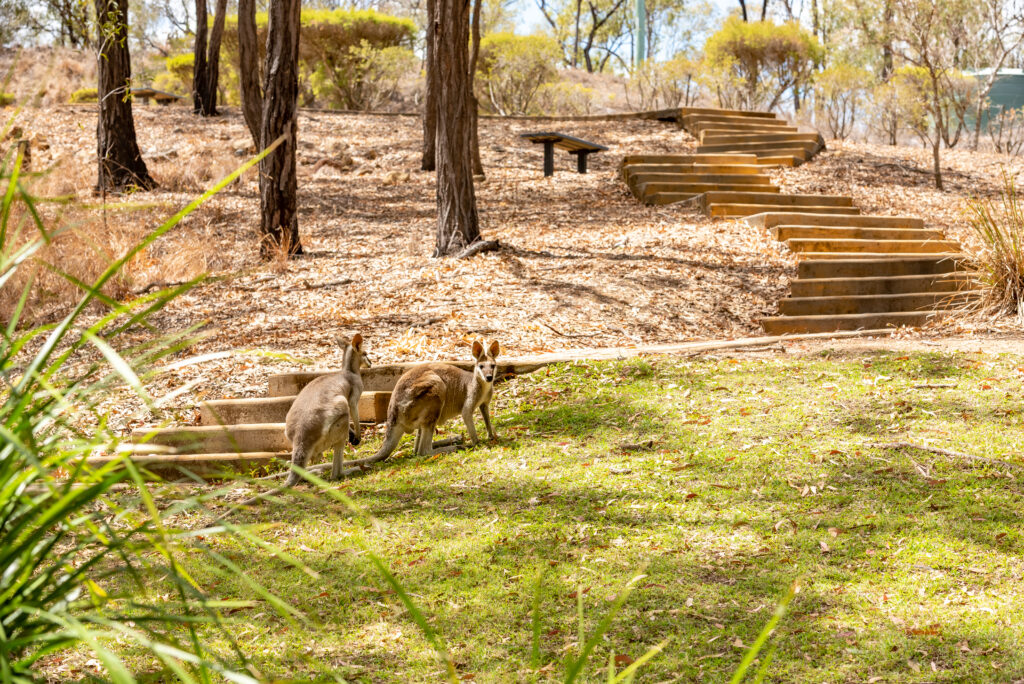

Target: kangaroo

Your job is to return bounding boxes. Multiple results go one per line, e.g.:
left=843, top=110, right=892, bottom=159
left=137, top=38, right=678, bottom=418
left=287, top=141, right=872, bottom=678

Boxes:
left=344, top=340, right=500, bottom=471
left=239, top=334, right=370, bottom=505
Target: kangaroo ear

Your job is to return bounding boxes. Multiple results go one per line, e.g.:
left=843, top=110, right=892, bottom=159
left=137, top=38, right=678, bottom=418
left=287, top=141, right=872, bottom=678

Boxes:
left=472, top=340, right=484, bottom=359
left=488, top=340, right=500, bottom=358
left=335, top=334, right=350, bottom=349
left=352, top=333, right=363, bottom=350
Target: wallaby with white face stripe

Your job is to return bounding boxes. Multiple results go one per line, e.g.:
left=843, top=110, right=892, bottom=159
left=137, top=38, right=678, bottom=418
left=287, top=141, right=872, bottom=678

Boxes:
left=343, top=340, right=500, bottom=471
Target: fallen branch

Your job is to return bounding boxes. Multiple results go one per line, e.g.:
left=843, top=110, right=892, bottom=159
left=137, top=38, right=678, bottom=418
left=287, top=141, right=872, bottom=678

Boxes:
left=540, top=321, right=602, bottom=339
left=282, top=277, right=352, bottom=292
left=912, top=383, right=957, bottom=389
left=879, top=441, right=1022, bottom=471
left=133, top=279, right=192, bottom=295
left=457, top=239, right=501, bottom=259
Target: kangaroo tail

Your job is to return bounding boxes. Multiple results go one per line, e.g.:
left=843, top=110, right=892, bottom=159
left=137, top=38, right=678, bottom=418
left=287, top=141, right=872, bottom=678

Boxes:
left=344, top=421, right=403, bottom=469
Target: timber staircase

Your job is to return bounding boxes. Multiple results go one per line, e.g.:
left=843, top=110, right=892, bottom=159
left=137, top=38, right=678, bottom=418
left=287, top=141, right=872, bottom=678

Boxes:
left=623, top=107, right=978, bottom=335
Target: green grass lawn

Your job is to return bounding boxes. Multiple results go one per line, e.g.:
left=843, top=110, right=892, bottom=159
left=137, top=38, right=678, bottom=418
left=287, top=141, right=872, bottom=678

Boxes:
left=193, top=350, right=1024, bottom=682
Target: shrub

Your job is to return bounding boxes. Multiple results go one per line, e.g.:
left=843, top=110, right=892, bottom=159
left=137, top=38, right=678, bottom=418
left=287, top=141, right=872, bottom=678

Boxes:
left=703, top=16, right=823, bottom=110
left=626, top=55, right=703, bottom=111
left=0, top=92, right=13, bottom=106
left=813, top=63, right=873, bottom=140
left=885, top=65, right=977, bottom=148
left=987, top=106, right=1024, bottom=156
left=475, top=32, right=560, bottom=115
left=965, top=172, right=1024, bottom=321
left=69, top=87, right=97, bottom=103
left=221, top=8, right=416, bottom=109
left=534, top=80, right=595, bottom=115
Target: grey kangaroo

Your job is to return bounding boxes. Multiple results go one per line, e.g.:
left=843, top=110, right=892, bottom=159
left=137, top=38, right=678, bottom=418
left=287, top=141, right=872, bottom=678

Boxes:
left=344, top=339, right=500, bottom=471
left=240, top=334, right=369, bottom=505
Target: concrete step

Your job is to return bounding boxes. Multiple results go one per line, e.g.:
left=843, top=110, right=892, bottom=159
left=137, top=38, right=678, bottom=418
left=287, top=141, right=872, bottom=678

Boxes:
left=748, top=213, right=925, bottom=229
left=704, top=191, right=854, bottom=207
left=132, top=423, right=290, bottom=454
left=87, top=452, right=287, bottom=478
left=777, top=291, right=979, bottom=316
left=700, top=132, right=823, bottom=146
left=788, top=273, right=976, bottom=297
left=761, top=310, right=942, bottom=334
left=698, top=140, right=821, bottom=155
left=200, top=391, right=391, bottom=426
left=621, top=154, right=759, bottom=167
left=639, top=183, right=778, bottom=200
left=711, top=204, right=861, bottom=218
left=785, top=238, right=961, bottom=254
left=798, top=257, right=967, bottom=279
left=773, top=225, right=945, bottom=241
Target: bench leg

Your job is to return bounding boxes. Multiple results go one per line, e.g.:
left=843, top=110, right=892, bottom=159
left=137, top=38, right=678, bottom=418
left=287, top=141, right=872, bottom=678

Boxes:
left=543, top=141, right=554, bottom=177
left=576, top=151, right=589, bottom=173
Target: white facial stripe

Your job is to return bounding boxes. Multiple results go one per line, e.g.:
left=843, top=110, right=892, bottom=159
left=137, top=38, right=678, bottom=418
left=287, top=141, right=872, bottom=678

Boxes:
left=475, top=364, right=491, bottom=383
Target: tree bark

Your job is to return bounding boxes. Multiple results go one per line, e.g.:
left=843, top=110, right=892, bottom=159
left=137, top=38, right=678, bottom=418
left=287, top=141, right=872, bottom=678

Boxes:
left=192, top=0, right=208, bottom=113
left=95, top=0, right=155, bottom=192
left=932, top=136, right=943, bottom=190
left=434, top=0, right=481, bottom=256
left=421, top=0, right=438, bottom=171
left=258, top=0, right=303, bottom=259
left=238, top=0, right=262, bottom=145
left=194, top=0, right=227, bottom=115
left=469, top=0, right=483, bottom=177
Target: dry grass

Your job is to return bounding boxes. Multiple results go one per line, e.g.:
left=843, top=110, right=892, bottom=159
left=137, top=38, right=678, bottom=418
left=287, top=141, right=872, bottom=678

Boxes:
left=963, top=172, right=1024, bottom=321
left=0, top=47, right=96, bottom=107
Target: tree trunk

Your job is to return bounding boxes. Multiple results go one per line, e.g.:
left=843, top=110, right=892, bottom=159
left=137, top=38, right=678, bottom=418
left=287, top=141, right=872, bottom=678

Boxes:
left=760, top=0, right=769, bottom=20
left=238, top=0, right=262, bottom=145
left=739, top=0, right=748, bottom=21
left=95, top=0, right=155, bottom=192
left=421, top=0, right=437, bottom=171
left=192, top=0, right=209, bottom=113
left=434, top=0, right=481, bottom=256
left=258, top=0, right=303, bottom=259
left=932, top=136, right=943, bottom=190
left=469, top=0, right=483, bottom=177
left=194, top=0, right=227, bottom=115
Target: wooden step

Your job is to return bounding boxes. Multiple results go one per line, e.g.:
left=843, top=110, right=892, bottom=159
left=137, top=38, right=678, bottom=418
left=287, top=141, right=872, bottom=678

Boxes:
left=700, top=132, right=823, bottom=146
left=132, top=423, right=290, bottom=454
left=679, top=107, right=781, bottom=120
left=200, top=391, right=391, bottom=426
left=621, top=154, right=759, bottom=167
left=788, top=273, right=976, bottom=297
left=704, top=191, right=853, bottom=207
left=773, top=226, right=945, bottom=241
left=711, top=204, right=861, bottom=218
left=798, top=257, right=967, bottom=279
left=624, top=164, right=767, bottom=183
left=785, top=238, right=961, bottom=254
left=794, top=251, right=963, bottom=261
left=698, top=140, right=822, bottom=155
left=755, top=155, right=803, bottom=167
left=777, top=291, right=979, bottom=316
left=748, top=213, right=925, bottom=229
left=639, top=183, right=778, bottom=200
left=760, top=311, right=944, bottom=334
left=693, top=122, right=799, bottom=135
left=628, top=172, right=773, bottom=187
left=86, top=452, right=287, bottom=478
left=644, top=192, right=700, bottom=205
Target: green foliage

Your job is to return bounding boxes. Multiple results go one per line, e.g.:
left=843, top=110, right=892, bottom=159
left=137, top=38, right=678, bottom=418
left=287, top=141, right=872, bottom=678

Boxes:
left=813, top=62, right=873, bottom=140
left=703, top=16, right=823, bottom=110
left=155, top=52, right=194, bottom=97
left=0, top=129, right=294, bottom=681
left=0, top=92, right=14, bottom=106
left=217, top=8, right=416, bottom=110
left=965, top=171, right=1024, bottom=320
left=534, top=80, right=595, bottom=115
left=476, top=32, right=560, bottom=115
left=68, top=87, right=97, bottom=103
left=885, top=65, right=977, bottom=148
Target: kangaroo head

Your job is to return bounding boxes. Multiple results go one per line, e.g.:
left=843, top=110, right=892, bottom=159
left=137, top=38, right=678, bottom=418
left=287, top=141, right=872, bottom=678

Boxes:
left=472, top=339, right=499, bottom=384
left=339, top=333, right=371, bottom=372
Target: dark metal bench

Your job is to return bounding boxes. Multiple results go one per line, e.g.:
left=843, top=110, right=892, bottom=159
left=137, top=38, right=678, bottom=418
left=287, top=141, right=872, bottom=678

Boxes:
left=520, top=132, right=608, bottom=177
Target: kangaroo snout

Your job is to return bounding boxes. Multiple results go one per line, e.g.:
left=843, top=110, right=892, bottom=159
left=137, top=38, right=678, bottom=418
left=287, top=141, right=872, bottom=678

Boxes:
left=349, top=428, right=361, bottom=446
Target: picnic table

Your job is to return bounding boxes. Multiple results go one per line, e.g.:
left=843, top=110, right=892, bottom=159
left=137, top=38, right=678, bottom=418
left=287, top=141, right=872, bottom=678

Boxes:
left=520, top=132, right=608, bottom=176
